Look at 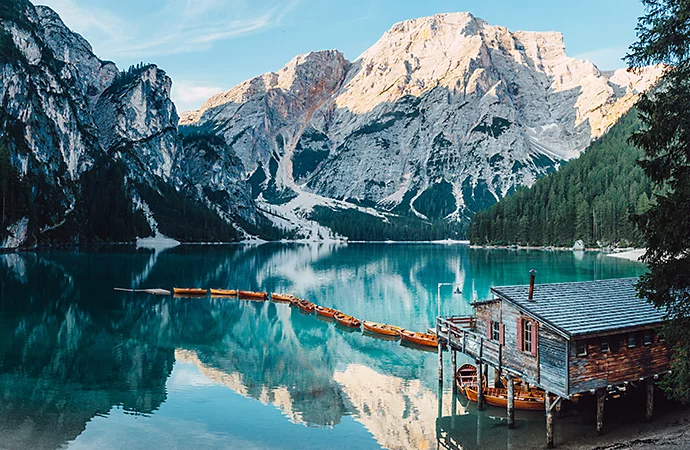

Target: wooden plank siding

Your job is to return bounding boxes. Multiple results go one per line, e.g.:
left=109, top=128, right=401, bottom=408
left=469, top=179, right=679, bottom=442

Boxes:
left=500, top=302, right=539, bottom=383
left=569, top=332, right=671, bottom=394
left=539, top=326, right=568, bottom=397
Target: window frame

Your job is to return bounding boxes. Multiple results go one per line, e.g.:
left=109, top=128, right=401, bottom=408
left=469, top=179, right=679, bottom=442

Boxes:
left=523, top=319, right=533, bottom=354
left=643, top=330, right=653, bottom=346
left=627, top=334, right=637, bottom=348
left=576, top=341, right=587, bottom=357
left=600, top=338, right=610, bottom=353
left=491, top=321, right=501, bottom=341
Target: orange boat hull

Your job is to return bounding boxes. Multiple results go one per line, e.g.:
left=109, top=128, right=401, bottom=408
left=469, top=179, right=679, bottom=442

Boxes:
left=297, top=300, right=315, bottom=313
left=173, top=288, right=207, bottom=296
left=463, top=386, right=545, bottom=411
left=335, top=314, right=361, bottom=328
left=362, top=321, right=403, bottom=337
left=315, top=307, right=338, bottom=318
left=400, top=331, right=437, bottom=347
left=271, top=293, right=294, bottom=302
left=238, top=290, right=268, bottom=300
left=210, top=289, right=236, bottom=296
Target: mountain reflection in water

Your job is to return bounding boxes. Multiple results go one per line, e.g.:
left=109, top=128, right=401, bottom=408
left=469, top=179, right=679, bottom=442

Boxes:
left=0, top=244, right=644, bottom=449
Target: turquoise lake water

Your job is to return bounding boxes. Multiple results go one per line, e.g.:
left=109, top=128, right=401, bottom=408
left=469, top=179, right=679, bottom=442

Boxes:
left=0, top=244, right=646, bottom=449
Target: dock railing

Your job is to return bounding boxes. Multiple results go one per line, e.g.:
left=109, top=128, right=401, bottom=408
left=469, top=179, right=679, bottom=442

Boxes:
left=437, top=316, right=503, bottom=369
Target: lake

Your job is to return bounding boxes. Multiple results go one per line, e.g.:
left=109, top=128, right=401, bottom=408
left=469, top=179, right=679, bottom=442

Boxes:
left=0, top=244, right=645, bottom=450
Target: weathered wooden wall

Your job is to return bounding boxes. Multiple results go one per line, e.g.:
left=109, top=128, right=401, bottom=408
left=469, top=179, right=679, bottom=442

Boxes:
left=539, top=326, right=568, bottom=397
left=476, top=300, right=569, bottom=396
left=501, top=302, right=539, bottom=382
left=569, top=332, right=670, bottom=394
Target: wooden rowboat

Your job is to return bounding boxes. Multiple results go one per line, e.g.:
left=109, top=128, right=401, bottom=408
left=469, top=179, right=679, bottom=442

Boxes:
left=296, top=299, right=316, bottom=313
left=463, top=385, right=545, bottom=411
left=238, top=290, right=268, bottom=300
left=315, top=306, right=339, bottom=318
left=362, top=321, right=403, bottom=337
left=455, top=363, right=483, bottom=393
left=335, top=313, right=361, bottom=328
left=271, top=293, right=295, bottom=303
left=400, top=330, right=438, bottom=347
left=173, top=288, right=207, bottom=296
left=456, top=364, right=545, bottom=411
left=210, top=289, right=237, bottom=296
left=114, top=288, right=171, bottom=296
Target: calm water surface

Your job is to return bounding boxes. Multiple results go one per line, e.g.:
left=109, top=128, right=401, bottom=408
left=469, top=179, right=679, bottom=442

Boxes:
left=0, top=244, right=645, bottom=450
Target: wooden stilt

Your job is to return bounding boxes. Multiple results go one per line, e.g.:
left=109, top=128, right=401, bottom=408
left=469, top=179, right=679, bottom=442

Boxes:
left=477, top=360, right=484, bottom=410
left=596, top=388, right=606, bottom=435
left=646, top=378, right=654, bottom=422
left=507, top=376, right=515, bottom=429
left=545, top=392, right=554, bottom=448
left=451, top=350, right=457, bottom=391
left=438, top=342, right=443, bottom=383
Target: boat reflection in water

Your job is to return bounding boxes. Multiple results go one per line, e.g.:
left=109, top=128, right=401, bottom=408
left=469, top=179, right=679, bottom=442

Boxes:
left=0, top=244, right=645, bottom=449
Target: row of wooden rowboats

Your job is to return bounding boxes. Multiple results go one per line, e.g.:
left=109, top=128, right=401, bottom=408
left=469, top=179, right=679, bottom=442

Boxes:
left=171, top=288, right=439, bottom=348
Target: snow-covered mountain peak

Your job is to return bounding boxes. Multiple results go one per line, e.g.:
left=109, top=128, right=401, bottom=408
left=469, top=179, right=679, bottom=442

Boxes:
left=179, top=11, right=662, bottom=231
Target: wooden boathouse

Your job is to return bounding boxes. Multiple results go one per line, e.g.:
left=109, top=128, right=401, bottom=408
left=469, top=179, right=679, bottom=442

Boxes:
left=436, top=274, right=671, bottom=448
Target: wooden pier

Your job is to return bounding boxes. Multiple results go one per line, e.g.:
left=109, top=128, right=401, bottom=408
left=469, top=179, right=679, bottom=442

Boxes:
left=437, top=275, right=671, bottom=448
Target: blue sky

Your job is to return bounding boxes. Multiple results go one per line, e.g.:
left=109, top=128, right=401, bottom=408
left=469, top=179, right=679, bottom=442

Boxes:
left=38, top=0, right=645, bottom=112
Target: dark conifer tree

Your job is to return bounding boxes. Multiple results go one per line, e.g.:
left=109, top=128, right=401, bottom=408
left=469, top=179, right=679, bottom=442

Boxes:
left=626, top=0, right=690, bottom=402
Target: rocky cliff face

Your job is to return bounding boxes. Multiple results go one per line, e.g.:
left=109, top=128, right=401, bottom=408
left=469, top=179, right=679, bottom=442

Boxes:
left=182, top=12, right=661, bottom=228
left=0, top=0, right=255, bottom=246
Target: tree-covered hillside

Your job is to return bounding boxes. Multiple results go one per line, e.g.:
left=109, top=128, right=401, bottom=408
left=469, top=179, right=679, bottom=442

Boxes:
left=469, top=111, right=652, bottom=247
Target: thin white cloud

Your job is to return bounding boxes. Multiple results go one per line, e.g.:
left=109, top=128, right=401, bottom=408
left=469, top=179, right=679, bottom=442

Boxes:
left=37, top=0, right=126, bottom=39
left=172, top=81, right=223, bottom=113
left=38, top=0, right=301, bottom=60
left=573, top=46, right=627, bottom=70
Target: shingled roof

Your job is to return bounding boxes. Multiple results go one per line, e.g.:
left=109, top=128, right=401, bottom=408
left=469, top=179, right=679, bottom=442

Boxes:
left=491, top=277, right=667, bottom=337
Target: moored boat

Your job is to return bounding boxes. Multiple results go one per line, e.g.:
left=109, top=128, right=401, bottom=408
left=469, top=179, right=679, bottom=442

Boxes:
left=362, top=321, right=403, bottom=337
left=209, top=289, right=237, bottom=296
left=399, top=330, right=438, bottom=347
left=335, top=312, right=361, bottom=328
left=456, top=364, right=545, bottom=411
left=315, top=306, right=339, bottom=318
left=238, top=290, right=268, bottom=300
left=296, top=299, right=316, bottom=313
left=271, top=293, right=295, bottom=303
left=173, top=288, right=207, bottom=296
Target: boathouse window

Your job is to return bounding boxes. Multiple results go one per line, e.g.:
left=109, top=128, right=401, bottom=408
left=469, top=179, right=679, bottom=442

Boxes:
left=517, top=317, right=537, bottom=355
left=600, top=338, right=610, bottom=353
left=576, top=341, right=587, bottom=356
left=523, top=320, right=533, bottom=353
left=628, top=334, right=637, bottom=348
left=492, top=321, right=500, bottom=341
left=644, top=330, right=653, bottom=346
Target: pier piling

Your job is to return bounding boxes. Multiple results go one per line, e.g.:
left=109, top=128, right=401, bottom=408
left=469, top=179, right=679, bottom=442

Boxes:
left=596, top=388, right=606, bottom=435
left=507, top=376, right=515, bottom=429
left=545, top=392, right=554, bottom=448
left=476, top=360, right=484, bottom=410
left=646, top=378, right=655, bottom=422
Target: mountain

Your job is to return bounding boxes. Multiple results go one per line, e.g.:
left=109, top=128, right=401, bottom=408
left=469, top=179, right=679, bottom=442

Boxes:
left=181, top=13, right=661, bottom=237
left=469, top=110, right=651, bottom=247
left=0, top=5, right=661, bottom=246
left=0, top=0, right=265, bottom=247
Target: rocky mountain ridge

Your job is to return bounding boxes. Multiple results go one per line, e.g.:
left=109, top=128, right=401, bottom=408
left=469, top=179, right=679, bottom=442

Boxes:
left=0, top=0, right=261, bottom=247
left=182, top=12, right=661, bottom=233
left=0, top=4, right=662, bottom=246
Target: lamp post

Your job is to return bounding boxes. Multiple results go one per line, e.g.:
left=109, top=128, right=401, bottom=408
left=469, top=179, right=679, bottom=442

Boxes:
left=437, top=282, right=462, bottom=384
left=437, top=282, right=462, bottom=318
